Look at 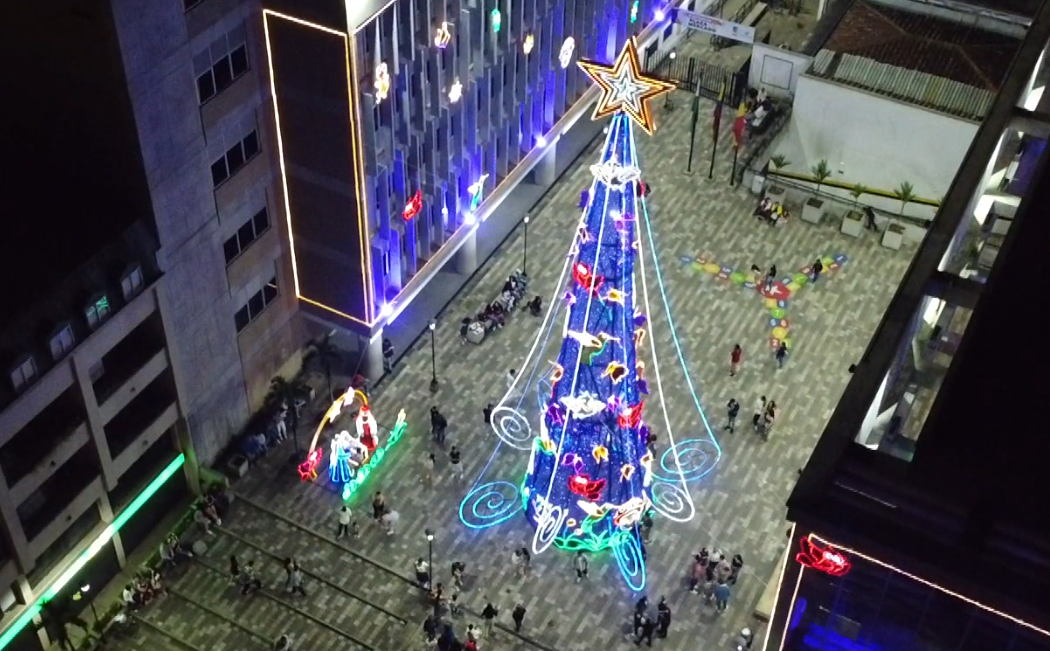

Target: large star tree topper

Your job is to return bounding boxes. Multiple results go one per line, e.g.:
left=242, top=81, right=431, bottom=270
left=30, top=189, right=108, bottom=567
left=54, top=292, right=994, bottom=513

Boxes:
left=576, top=37, right=676, bottom=135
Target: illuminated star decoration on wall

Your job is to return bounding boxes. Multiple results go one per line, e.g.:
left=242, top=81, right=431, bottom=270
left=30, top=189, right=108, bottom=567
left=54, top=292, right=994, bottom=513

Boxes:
left=374, top=62, right=391, bottom=101
left=434, top=22, right=452, bottom=48
left=577, top=37, right=676, bottom=135
left=590, top=160, right=642, bottom=190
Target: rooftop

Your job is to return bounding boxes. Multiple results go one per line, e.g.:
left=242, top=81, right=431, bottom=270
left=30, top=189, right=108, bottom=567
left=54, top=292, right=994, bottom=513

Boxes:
left=811, top=0, right=1023, bottom=118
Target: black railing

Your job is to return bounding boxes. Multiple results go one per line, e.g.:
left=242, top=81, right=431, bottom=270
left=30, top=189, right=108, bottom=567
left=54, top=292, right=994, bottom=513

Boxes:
left=645, top=54, right=744, bottom=106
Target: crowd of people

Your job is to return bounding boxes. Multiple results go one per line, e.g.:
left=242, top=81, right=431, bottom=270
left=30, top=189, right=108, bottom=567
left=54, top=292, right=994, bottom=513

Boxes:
left=459, top=270, right=531, bottom=343
left=754, top=196, right=790, bottom=226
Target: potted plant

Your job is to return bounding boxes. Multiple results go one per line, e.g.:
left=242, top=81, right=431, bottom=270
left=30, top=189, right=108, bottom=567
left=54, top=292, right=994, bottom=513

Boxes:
left=305, top=332, right=341, bottom=401
left=894, top=181, right=916, bottom=217
left=769, top=155, right=790, bottom=174
left=802, top=159, right=831, bottom=224
left=849, top=184, right=868, bottom=211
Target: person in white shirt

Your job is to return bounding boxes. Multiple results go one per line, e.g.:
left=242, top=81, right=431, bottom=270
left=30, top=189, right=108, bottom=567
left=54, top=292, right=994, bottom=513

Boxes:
left=336, top=506, right=352, bottom=539
left=752, top=396, right=767, bottom=432
left=506, top=368, right=516, bottom=389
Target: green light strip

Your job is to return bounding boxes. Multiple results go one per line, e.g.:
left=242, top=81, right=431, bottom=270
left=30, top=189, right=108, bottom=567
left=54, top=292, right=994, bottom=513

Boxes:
left=0, top=453, right=186, bottom=650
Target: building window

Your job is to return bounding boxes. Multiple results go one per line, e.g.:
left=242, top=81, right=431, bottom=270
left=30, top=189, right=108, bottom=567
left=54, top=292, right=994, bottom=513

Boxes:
left=85, top=294, right=111, bottom=330
left=196, top=44, right=249, bottom=104
left=211, top=130, right=260, bottom=187
left=49, top=324, right=75, bottom=361
left=234, top=274, right=279, bottom=332
left=10, top=356, right=37, bottom=393
left=121, top=265, right=145, bottom=300
left=223, top=207, right=271, bottom=264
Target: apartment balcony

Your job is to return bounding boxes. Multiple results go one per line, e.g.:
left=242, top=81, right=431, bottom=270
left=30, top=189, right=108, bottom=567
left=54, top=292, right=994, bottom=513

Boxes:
left=25, top=476, right=104, bottom=561
left=111, top=402, right=178, bottom=481
left=7, top=422, right=90, bottom=505
left=97, top=349, right=168, bottom=425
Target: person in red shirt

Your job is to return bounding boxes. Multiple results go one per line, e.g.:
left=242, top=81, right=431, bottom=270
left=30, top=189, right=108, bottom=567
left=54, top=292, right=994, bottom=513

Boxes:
left=730, top=344, right=743, bottom=376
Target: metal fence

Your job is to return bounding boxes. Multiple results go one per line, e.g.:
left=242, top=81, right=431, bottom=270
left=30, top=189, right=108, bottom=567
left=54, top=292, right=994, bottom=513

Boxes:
left=645, top=53, right=746, bottom=106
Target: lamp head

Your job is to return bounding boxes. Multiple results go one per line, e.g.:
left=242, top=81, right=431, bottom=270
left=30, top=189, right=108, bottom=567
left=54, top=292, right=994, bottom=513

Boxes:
left=429, top=321, right=436, bottom=331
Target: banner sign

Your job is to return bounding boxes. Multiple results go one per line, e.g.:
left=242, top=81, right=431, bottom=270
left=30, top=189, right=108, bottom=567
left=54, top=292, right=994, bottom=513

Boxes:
left=676, top=9, right=755, bottom=44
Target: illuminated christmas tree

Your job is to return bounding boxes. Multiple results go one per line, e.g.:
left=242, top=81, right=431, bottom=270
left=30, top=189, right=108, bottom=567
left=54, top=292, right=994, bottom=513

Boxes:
left=520, top=41, right=676, bottom=559
left=468, top=38, right=722, bottom=592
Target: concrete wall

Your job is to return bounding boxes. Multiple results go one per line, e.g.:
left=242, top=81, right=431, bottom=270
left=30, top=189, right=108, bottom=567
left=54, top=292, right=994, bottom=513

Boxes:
left=778, top=75, right=979, bottom=221
left=750, top=43, right=813, bottom=99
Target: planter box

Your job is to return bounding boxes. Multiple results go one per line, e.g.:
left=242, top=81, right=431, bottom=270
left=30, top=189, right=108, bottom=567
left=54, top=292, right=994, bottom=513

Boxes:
left=882, top=223, right=906, bottom=250
left=841, top=210, right=864, bottom=237
left=765, top=185, right=786, bottom=205
left=802, top=198, right=824, bottom=225
left=227, top=454, right=250, bottom=478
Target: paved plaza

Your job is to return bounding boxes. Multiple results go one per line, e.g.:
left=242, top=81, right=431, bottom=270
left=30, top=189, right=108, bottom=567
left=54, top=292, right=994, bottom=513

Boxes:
left=110, top=82, right=915, bottom=651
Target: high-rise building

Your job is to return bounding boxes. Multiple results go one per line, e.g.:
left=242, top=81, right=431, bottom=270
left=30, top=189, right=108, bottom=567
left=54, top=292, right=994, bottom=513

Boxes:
left=762, top=2, right=1050, bottom=648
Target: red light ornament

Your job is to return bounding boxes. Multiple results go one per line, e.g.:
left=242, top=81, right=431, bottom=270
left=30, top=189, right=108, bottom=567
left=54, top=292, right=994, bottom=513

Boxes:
left=618, top=401, right=645, bottom=428
left=797, top=536, right=851, bottom=576
left=403, top=189, right=423, bottom=221
left=568, top=473, right=606, bottom=501
left=297, top=448, right=323, bottom=482
left=573, top=262, right=605, bottom=296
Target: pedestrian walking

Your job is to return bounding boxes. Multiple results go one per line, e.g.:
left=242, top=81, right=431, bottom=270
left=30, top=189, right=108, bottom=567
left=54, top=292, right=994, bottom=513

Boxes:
left=762, top=401, right=778, bottom=440
left=729, top=344, right=743, bottom=376
left=228, top=554, right=240, bottom=584
left=483, top=403, right=494, bottom=424
left=336, top=506, right=352, bottom=538
left=240, top=561, right=262, bottom=595
left=863, top=206, right=878, bottom=231
left=506, top=368, right=517, bottom=389
left=730, top=554, right=744, bottom=584
left=688, top=554, right=706, bottom=593
left=574, top=551, right=589, bottom=582
left=349, top=520, right=360, bottom=537
left=282, top=557, right=296, bottom=591
left=514, top=547, right=531, bottom=576
left=634, top=596, right=649, bottom=618
left=713, top=581, right=732, bottom=613
left=289, top=565, right=307, bottom=597
left=423, top=453, right=435, bottom=486
left=451, top=560, right=465, bottom=592
left=273, top=634, right=292, bottom=651
left=634, top=613, right=656, bottom=647
left=512, top=602, right=527, bottom=632
left=382, top=338, right=395, bottom=373
left=466, top=623, right=482, bottom=644
left=726, top=399, right=740, bottom=433
left=656, top=597, right=671, bottom=638
left=481, top=599, right=499, bottom=637
left=764, top=265, right=777, bottom=292
left=415, top=558, right=431, bottom=589
left=811, top=258, right=823, bottom=283
left=372, top=491, right=386, bottom=522
left=381, top=509, right=400, bottom=535
left=449, top=446, right=463, bottom=480
left=775, top=342, right=788, bottom=369
left=752, top=396, right=766, bottom=432
left=430, top=406, right=448, bottom=446
left=640, top=511, right=654, bottom=542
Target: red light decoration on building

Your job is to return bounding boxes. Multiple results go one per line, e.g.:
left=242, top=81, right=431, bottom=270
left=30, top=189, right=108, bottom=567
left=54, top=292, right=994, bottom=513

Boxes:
left=402, top=189, right=423, bottom=221
left=797, top=535, right=851, bottom=576
left=617, top=401, right=645, bottom=428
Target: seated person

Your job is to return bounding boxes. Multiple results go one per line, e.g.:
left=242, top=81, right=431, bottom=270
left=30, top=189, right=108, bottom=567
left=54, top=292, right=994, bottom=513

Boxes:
left=121, top=584, right=139, bottom=608
left=527, top=295, right=543, bottom=316
left=768, top=203, right=785, bottom=226
left=755, top=197, right=772, bottom=218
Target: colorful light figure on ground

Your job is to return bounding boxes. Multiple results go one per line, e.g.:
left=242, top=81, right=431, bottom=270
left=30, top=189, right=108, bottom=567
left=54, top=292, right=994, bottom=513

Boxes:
left=461, top=38, right=721, bottom=593
left=300, top=385, right=408, bottom=502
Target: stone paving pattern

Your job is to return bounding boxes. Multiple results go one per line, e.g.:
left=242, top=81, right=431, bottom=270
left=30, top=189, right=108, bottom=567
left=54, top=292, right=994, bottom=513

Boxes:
left=105, top=34, right=916, bottom=651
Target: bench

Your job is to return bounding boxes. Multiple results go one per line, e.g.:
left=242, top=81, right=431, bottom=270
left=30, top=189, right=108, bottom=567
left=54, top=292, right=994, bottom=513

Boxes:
left=743, top=1, right=767, bottom=26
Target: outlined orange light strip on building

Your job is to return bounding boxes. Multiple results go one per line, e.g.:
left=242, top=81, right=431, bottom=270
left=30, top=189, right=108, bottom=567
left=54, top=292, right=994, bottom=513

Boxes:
left=773, top=533, right=1050, bottom=650
left=262, top=9, right=375, bottom=326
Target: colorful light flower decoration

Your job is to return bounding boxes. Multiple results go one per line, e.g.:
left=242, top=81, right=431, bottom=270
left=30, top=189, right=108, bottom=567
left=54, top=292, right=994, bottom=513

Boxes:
left=523, top=34, right=535, bottom=55
left=434, top=22, right=452, bottom=48
left=559, top=37, right=576, bottom=69
left=374, top=62, right=390, bottom=101
left=449, top=77, right=463, bottom=104
left=797, top=536, right=852, bottom=577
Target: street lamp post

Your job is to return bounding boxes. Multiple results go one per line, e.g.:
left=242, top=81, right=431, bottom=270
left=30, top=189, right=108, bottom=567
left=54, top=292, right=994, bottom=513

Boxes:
left=425, top=528, right=438, bottom=619
left=428, top=321, right=439, bottom=394
left=78, top=584, right=104, bottom=643
left=522, top=214, right=530, bottom=275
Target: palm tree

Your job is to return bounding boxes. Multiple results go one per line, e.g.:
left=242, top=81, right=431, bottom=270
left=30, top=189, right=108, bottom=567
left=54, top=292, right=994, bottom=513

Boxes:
left=849, top=184, right=868, bottom=211
left=769, top=155, right=790, bottom=174
left=894, top=181, right=916, bottom=217
left=266, top=375, right=308, bottom=458
left=306, top=333, right=341, bottom=401
left=811, top=159, right=832, bottom=198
